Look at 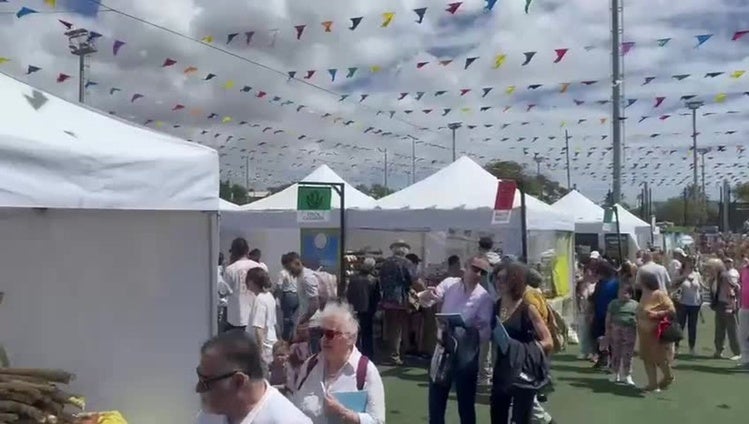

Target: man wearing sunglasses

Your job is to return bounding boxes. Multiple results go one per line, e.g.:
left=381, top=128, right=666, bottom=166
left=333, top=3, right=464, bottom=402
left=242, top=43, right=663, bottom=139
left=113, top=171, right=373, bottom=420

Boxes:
left=196, top=330, right=311, bottom=424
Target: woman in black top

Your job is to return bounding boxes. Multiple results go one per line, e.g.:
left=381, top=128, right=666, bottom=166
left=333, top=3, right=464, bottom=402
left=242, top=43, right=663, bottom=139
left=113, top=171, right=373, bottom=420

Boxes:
left=491, top=262, right=553, bottom=424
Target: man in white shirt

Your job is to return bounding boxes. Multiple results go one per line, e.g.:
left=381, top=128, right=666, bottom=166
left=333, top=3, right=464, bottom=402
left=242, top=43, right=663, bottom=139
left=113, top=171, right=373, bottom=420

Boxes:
left=669, top=248, right=685, bottom=280
left=224, top=238, right=267, bottom=331
left=282, top=252, right=320, bottom=351
left=196, top=330, right=311, bottom=424
left=636, top=251, right=671, bottom=292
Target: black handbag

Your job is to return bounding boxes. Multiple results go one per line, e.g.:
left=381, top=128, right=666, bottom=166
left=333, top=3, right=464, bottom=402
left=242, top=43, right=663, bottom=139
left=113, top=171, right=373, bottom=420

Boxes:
left=658, top=318, right=684, bottom=344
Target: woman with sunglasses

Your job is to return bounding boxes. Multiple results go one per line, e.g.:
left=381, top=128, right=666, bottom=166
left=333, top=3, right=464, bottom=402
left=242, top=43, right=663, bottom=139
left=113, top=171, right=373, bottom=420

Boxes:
left=292, top=302, right=385, bottom=424
left=417, top=256, right=494, bottom=424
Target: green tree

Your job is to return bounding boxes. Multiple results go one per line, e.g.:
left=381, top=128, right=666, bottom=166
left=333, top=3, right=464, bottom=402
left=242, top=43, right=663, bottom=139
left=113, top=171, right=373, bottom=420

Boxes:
left=734, top=182, right=749, bottom=201
left=355, top=184, right=394, bottom=199
left=484, top=160, right=568, bottom=204
left=219, top=180, right=249, bottom=205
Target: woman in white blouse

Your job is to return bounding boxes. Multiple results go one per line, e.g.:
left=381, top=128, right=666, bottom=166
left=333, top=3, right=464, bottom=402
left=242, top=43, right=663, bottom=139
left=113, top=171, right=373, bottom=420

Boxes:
left=293, top=302, right=385, bottom=424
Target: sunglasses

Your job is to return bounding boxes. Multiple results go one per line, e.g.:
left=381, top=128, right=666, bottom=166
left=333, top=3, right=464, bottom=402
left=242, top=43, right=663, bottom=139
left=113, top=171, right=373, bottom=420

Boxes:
left=195, top=369, right=242, bottom=393
left=321, top=328, right=345, bottom=340
left=470, top=265, right=488, bottom=276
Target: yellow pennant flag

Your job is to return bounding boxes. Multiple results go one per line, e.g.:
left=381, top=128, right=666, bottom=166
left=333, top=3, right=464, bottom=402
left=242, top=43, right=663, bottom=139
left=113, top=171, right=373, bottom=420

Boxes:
left=715, top=93, right=727, bottom=103
left=201, top=35, right=214, bottom=43
left=731, top=70, right=745, bottom=79
left=0, top=57, right=10, bottom=64
left=492, top=54, right=506, bottom=69
left=560, top=82, right=571, bottom=93
left=381, top=12, right=395, bottom=27
left=461, top=107, right=471, bottom=114
left=222, top=80, right=235, bottom=89
left=44, top=0, right=56, bottom=7
left=370, top=65, right=382, bottom=73
left=560, top=121, right=566, bottom=127
left=505, top=85, right=516, bottom=95
left=222, top=116, right=233, bottom=123
left=155, top=121, right=164, bottom=128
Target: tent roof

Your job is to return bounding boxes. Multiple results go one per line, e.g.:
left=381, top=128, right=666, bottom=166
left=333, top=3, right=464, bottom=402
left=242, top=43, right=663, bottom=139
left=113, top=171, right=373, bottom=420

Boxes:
left=372, top=156, right=573, bottom=231
left=552, top=190, right=604, bottom=223
left=242, top=164, right=376, bottom=210
left=0, top=73, right=219, bottom=210
left=219, top=199, right=242, bottom=211
left=615, top=204, right=650, bottom=228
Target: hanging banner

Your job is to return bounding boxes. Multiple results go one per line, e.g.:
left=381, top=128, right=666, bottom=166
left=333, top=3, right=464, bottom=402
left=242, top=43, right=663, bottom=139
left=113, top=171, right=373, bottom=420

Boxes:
left=297, top=186, right=332, bottom=222
left=492, top=180, right=516, bottom=224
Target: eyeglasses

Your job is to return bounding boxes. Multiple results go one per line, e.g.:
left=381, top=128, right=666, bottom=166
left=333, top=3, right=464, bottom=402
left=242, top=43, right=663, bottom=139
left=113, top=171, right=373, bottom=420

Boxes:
left=470, top=265, right=488, bottom=276
left=195, top=369, right=242, bottom=393
left=321, top=328, right=345, bottom=339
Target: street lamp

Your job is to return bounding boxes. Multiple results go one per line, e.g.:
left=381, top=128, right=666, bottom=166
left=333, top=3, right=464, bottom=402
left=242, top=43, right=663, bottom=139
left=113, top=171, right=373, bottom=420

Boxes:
left=686, top=100, right=703, bottom=226
left=405, top=135, right=418, bottom=184
left=377, top=148, right=388, bottom=189
left=533, top=153, right=544, bottom=177
left=65, top=28, right=97, bottom=104
left=447, top=122, right=462, bottom=162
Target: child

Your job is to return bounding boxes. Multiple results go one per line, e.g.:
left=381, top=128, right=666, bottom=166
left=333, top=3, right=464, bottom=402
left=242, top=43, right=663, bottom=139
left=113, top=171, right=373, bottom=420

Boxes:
left=269, top=340, right=291, bottom=393
left=604, top=284, right=638, bottom=385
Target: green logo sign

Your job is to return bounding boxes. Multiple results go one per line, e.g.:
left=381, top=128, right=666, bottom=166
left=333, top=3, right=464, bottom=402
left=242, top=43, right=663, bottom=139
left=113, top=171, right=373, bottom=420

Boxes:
left=297, top=186, right=332, bottom=211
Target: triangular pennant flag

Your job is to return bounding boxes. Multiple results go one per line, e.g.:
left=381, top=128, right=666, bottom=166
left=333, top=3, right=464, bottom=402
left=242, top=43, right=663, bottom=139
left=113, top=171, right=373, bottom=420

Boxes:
left=460, top=88, right=471, bottom=96
left=304, top=70, right=316, bottom=79
left=415, top=91, right=425, bottom=100
left=295, top=25, right=306, bottom=40
left=521, top=51, right=536, bottom=66
left=506, top=85, right=516, bottom=94
left=480, top=106, right=492, bottom=111
left=705, top=72, right=723, bottom=78
left=464, top=57, right=478, bottom=69
left=201, top=35, right=214, bottom=43
left=162, top=58, right=177, bottom=67
left=439, top=60, right=453, bottom=66
left=638, top=116, right=648, bottom=123
left=339, top=94, right=349, bottom=102
left=715, top=93, right=727, bottom=103
left=44, top=0, right=56, bottom=8
left=526, top=104, right=536, bottom=112
left=227, top=33, right=238, bottom=44
left=398, top=92, right=409, bottom=100
left=732, top=30, right=749, bottom=41
left=172, top=104, right=185, bottom=111
left=257, top=91, right=267, bottom=98
left=695, top=34, right=713, bottom=47
left=657, top=38, right=671, bottom=47
left=130, top=93, right=143, bottom=102
left=560, top=82, right=570, bottom=93
left=492, top=54, right=506, bottom=69
left=84, top=80, right=97, bottom=88
left=183, top=66, right=198, bottom=75
left=287, top=71, right=296, bottom=79
left=328, top=69, right=337, bottom=81
left=322, top=21, right=333, bottom=32
left=600, top=118, right=607, bottom=124
left=553, top=48, right=569, bottom=63
left=16, top=7, right=38, bottom=18
left=113, top=40, right=126, bottom=55
left=109, top=87, right=121, bottom=95
left=359, top=94, right=369, bottom=102
left=245, top=31, right=255, bottom=45
left=422, top=109, right=433, bottom=114
left=528, top=84, right=542, bottom=90
left=222, top=116, right=232, bottom=124
left=482, top=87, right=493, bottom=97
left=222, top=80, right=235, bottom=89
left=346, top=67, right=357, bottom=78
left=485, top=0, right=499, bottom=10
left=414, top=7, right=427, bottom=23
left=58, top=19, right=73, bottom=29
left=659, top=115, right=670, bottom=120
left=581, top=80, right=597, bottom=85
left=241, top=86, right=251, bottom=92
left=417, top=62, right=429, bottom=69
left=446, top=2, right=462, bottom=14
left=26, top=65, right=41, bottom=74
left=642, top=76, right=655, bottom=85
left=56, top=73, right=70, bottom=83
left=370, top=65, right=381, bottom=73
left=731, top=70, right=745, bottom=79
left=442, top=108, right=452, bottom=116
left=672, top=74, right=690, bottom=81
left=574, top=99, right=585, bottom=106
left=350, top=17, right=363, bottom=30
left=621, top=41, right=635, bottom=55
left=654, top=96, right=666, bottom=107
left=205, top=73, right=216, bottom=80
left=434, top=90, right=446, bottom=96
left=381, top=12, right=395, bottom=27
left=681, top=95, right=696, bottom=101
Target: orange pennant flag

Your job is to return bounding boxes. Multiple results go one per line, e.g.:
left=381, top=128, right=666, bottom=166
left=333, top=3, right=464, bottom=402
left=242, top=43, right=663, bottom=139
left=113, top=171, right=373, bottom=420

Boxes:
left=381, top=12, right=395, bottom=27
left=560, top=82, right=570, bottom=93
left=322, top=21, right=333, bottom=32
left=184, top=66, right=198, bottom=74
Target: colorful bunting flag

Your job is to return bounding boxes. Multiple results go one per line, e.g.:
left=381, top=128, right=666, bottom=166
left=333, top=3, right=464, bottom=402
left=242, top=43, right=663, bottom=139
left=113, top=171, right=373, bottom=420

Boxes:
left=460, top=88, right=471, bottom=96
left=360, top=94, right=368, bottom=102
left=621, top=41, right=635, bottom=55
left=643, top=76, right=655, bottom=85
left=522, top=52, right=536, bottom=66
left=58, top=19, right=73, bottom=29
left=109, top=88, right=121, bottom=95
left=672, top=74, right=690, bottom=80
left=417, top=62, right=429, bottom=69
left=172, top=104, right=185, bottom=111
left=322, top=21, right=333, bottom=32
left=26, top=65, right=40, bottom=74
left=131, top=93, right=143, bottom=102
left=439, top=60, right=452, bottom=66
left=414, top=7, right=427, bottom=23
left=446, top=2, right=462, bottom=14
left=328, top=69, right=337, bottom=81
left=464, top=57, right=478, bottom=69
left=205, top=73, right=216, bottom=80
left=16, top=7, right=38, bottom=18
left=732, top=30, right=749, bottom=41
left=84, top=80, right=97, bottom=88
left=346, top=67, right=357, bottom=78
left=227, top=33, right=238, bottom=44
left=482, top=87, right=493, bottom=97
left=560, top=82, right=570, bottom=93
left=295, top=25, right=306, bottom=40
left=731, top=70, right=745, bottom=79
left=245, top=31, right=255, bottom=45
left=657, top=38, right=671, bottom=47
left=626, top=99, right=637, bottom=107
left=492, top=54, right=506, bottom=69
left=398, top=93, right=408, bottom=100
left=56, top=73, right=70, bottom=83
left=201, top=36, right=214, bottom=43
left=222, top=80, right=235, bottom=89
left=304, top=70, right=315, bottom=79
left=654, top=97, right=665, bottom=107
left=506, top=86, right=516, bottom=95
left=435, top=90, right=446, bottom=96
left=370, top=65, right=382, bottom=73
left=705, top=72, right=723, bottom=78
left=528, top=84, right=542, bottom=90
left=659, top=115, right=670, bottom=120
left=257, top=91, right=267, bottom=98
left=113, top=40, right=126, bottom=55
left=350, top=17, right=363, bottom=30
left=553, top=49, right=569, bottom=63
left=695, top=34, right=713, bottom=47
left=581, top=80, right=597, bottom=85
left=0, top=58, right=9, bottom=65
left=241, top=86, right=251, bottom=92
left=162, top=58, right=177, bottom=67
left=525, top=0, right=533, bottom=13
left=715, top=93, right=727, bottom=103
left=442, top=108, right=452, bottom=116
left=382, top=12, right=395, bottom=27
left=288, top=71, right=296, bottom=79
left=415, top=91, right=425, bottom=100
left=222, top=116, right=232, bottom=123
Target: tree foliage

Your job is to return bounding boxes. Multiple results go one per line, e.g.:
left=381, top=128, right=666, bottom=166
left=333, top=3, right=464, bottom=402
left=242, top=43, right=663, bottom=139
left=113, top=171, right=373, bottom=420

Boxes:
left=355, top=184, right=394, bottom=199
left=219, top=180, right=249, bottom=205
left=734, top=182, right=749, bottom=202
left=653, top=187, right=717, bottom=226
left=483, top=160, right=569, bottom=204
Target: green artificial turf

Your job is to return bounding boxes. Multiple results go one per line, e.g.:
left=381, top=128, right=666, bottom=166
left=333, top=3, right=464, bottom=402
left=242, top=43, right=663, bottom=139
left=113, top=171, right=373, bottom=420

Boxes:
left=379, top=314, right=748, bottom=423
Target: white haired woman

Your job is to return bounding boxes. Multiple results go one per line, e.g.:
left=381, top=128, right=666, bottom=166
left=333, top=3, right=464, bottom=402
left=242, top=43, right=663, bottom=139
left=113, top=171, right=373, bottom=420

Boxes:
left=293, top=302, right=386, bottom=424
left=704, top=258, right=741, bottom=360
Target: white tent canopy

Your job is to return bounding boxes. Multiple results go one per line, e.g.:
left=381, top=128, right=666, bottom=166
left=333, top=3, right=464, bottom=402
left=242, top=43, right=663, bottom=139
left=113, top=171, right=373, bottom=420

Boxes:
left=241, top=164, right=376, bottom=210
left=0, top=73, right=219, bottom=424
left=220, top=199, right=242, bottom=210
left=0, top=73, right=217, bottom=210
left=352, top=156, right=574, bottom=232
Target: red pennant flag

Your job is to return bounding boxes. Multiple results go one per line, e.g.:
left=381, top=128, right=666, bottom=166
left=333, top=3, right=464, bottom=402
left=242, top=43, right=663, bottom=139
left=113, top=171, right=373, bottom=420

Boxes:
left=322, top=21, right=333, bottom=32
left=659, top=115, right=670, bottom=120
left=304, top=70, right=315, bottom=79
left=654, top=97, right=666, bottom=108
left=733, top=30, right=749, bottom=41
left=56, top=73, right=70, bottom=83
left=257, top=91, right=267, bottom=98
left=553, top=48, right=569, bottom=63
left=295, top=25, right=306, bottom=40
left=446, top=2, right=462, bottom=14
left=621, top=41, right=635, bottom=55
left=162, top=58, right=177, bottom=67
left=417, top=62, right=429, bottom=69
left=172, top=104, right=185, bottom=111
left=439, top=60, right=452, bottom=66
left=398, top=93, right=408, bottom=100
left=460, top=88, right=471, bottom=96
left=58, top=19, right=73, bottom=29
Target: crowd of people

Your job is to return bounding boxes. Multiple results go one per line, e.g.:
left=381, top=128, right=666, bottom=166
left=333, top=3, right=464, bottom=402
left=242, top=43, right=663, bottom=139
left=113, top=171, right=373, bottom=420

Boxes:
left=195, top=235, right=748, bottom=424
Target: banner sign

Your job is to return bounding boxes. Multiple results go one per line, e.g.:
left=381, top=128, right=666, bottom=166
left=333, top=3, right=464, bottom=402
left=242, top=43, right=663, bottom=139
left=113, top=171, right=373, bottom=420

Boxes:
left=297, top=186, right=332, bottom=223
left=492, top=180, right=516, bottom=224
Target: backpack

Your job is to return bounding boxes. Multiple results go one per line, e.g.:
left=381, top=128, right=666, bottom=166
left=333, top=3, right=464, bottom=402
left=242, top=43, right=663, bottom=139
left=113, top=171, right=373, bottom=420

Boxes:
left=546, top=304, right=567, bottom=353
left=296, top=353, right=369, bottom=391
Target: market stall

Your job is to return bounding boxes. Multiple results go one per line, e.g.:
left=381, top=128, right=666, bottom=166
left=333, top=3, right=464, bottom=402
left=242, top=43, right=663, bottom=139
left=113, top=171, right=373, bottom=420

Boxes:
left=0, top=73, right=219, bottom=423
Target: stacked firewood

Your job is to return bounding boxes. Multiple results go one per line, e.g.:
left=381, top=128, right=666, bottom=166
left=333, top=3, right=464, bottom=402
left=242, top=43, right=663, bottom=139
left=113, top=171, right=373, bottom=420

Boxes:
left=0, top=368, right=83, bottom=423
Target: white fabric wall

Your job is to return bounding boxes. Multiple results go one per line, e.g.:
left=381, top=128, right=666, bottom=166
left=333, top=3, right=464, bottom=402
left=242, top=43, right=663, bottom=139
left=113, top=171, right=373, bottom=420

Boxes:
left=0, top=209, right=213, bottom=424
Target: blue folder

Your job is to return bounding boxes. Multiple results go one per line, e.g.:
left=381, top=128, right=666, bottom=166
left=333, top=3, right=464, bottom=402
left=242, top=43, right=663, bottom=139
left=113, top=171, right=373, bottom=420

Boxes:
left=333, top=391, right=368, bottom=413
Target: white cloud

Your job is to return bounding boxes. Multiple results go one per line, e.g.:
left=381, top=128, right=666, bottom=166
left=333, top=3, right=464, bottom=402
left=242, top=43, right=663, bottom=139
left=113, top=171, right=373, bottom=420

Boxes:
left=2, top=0, right=749, bottom=202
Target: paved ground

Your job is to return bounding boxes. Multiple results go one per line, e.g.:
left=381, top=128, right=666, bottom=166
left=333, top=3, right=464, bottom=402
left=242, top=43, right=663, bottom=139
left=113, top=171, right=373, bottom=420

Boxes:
left=379, top=314, right=748, bottom=423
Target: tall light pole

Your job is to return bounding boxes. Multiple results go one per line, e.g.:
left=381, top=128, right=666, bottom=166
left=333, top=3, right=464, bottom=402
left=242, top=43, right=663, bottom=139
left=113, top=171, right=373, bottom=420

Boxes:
left=378, top=148, right=388, bottom=189
left=611, top=0, right=623, bottom=204
left=448, top=122, right=461, bottom=162
left=564, top=130, right=572, bottom=189
left=533, top=153, right=544, bottom=177
left=65, top=28, right=97, bottom=104
left=686, top=100, right=703, bottom=225
left=406, top=135, right=418, bottom=184
left=698, top=148, right=710, bottom=199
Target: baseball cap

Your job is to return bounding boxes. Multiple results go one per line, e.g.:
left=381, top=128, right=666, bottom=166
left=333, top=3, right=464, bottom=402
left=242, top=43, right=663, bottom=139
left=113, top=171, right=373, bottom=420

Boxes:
left=590, top=251, right=601, bottom=260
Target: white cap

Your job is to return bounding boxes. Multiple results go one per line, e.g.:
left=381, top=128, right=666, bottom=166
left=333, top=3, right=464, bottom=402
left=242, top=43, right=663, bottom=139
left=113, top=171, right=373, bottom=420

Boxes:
left=590, top=251, right=601, bottom=260
left=673, top=248, right=686, bottom=256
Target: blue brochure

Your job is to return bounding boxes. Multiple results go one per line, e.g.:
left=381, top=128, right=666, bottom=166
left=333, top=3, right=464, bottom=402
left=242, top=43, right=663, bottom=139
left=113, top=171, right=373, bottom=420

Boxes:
left=333, top=391, right=368, bottom=413
left=492, top=318, right=511, bottom=355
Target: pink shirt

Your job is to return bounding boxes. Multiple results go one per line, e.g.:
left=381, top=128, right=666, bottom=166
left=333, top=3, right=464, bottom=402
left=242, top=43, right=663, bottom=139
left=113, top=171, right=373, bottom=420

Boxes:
left=740, top=266, right=749, bottom=309
left=432, top=277, right=494, bottom=341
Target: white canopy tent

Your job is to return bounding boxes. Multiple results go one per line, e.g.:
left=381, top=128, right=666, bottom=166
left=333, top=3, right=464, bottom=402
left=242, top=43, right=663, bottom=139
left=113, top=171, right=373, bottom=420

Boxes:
left=220, top=198, right=242, bottom=211
left=0, top=73, right=219, bottom=423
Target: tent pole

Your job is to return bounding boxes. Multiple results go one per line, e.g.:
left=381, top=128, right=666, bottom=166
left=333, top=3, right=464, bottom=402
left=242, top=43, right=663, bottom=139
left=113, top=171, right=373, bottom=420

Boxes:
left=519, top=183, right=528, bottom=263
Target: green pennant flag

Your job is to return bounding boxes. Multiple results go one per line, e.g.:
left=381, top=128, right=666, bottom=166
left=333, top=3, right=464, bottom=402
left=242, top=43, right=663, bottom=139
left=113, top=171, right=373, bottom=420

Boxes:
left=297, top=186, right=332, bottom=211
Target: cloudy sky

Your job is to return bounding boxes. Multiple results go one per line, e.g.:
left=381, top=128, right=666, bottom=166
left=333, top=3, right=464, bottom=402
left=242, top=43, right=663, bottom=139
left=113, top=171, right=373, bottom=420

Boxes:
left=2, top=0, right=749, bottom=203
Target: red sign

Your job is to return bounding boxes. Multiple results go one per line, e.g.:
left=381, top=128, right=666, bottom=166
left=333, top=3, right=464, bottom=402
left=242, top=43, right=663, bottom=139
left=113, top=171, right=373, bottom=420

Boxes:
left=494, top=180, right=517, bottom=210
